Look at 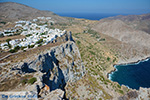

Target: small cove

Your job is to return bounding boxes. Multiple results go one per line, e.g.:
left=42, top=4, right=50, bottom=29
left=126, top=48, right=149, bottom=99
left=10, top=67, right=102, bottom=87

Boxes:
left=109, top=58, right=150, bottom=90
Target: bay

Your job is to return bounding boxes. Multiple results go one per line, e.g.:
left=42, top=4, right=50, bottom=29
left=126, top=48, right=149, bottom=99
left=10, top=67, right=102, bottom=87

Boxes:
left=109, top=59, right=150, bottom=90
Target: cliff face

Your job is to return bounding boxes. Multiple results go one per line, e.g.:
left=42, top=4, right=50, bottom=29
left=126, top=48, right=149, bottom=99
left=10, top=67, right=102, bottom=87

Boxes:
left=20, top=41, right=85, bottom=97
left=118, top=87, right=150, bottom=100
left=0, top=32, right=85, bottom=99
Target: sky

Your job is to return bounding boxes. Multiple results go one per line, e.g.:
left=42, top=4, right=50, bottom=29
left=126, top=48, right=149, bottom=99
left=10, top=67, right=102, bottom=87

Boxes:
left=0, top=0, right=150, bottom=14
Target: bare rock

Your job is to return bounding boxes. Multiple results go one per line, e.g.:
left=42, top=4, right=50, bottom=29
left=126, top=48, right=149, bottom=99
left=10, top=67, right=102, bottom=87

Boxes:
left=43, top=89, right=64, bottom=100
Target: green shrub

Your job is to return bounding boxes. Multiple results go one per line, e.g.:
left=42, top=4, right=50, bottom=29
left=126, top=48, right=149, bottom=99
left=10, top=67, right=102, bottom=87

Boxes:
left=6, top=39, right=12, bottom=48
left=21, top=46, right=27, bottom=50
left=21, top=79, right=28, bottom=85
left=0, top=21, right=6, bottom=24
left=28, top=77, right=37, bottom=84
left=87, top=29, right=99, bottom=37
left=77, top=40, right=81, bottom=45
left=99, top=38, right=105, bottom=41
left=36, top=39, right=43, bottom=44
left=28, top=45, right=34, bottom=48
left=0, top=33, right=4, bottom=37
left=38, top=44, right=42, bottom=47
left=89, top=51, right=95, bottom=55
left=14, top=46, right=20, bottom=51
left=41, top=32, right=46, bottom=35
left=5, top=32, right=11, bottom=34
left=9, top=46, right=20, bottom=53
left=117, top=84, right=121, bottom=88
left=6, top=39, right=11, bottom=43
left=8, top=44, right=12, bottom=48
left=26, top=34, right=32, bottom=37
left=50, top=22, right=53, bottom=25
left=118, top=90, right=124, bottom=94
left=30, top=45, right=34, bottom=48
left=113, top=58, right=116, bottom=62
left=107, top=57, right=110, bottom=61
left=9, top=49, right=16, bottom=53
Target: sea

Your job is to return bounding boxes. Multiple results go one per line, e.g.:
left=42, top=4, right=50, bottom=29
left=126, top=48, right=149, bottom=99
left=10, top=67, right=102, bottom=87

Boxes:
left=56, top=13, right=124, bottom=20
left=109, top=59, right=150, bottom=90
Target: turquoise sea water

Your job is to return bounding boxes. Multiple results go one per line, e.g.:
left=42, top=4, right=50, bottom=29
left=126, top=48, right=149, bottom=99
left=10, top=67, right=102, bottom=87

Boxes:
left=109, top=59, right=150, bottom=90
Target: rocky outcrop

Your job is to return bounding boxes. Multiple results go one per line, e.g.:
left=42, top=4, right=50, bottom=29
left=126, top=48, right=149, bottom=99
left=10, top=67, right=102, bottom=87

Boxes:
left=11, top=39, right=85, bottom=99
left=118, top=88, right=150, bottom=100
left=43, top=89, right=64, bottom=100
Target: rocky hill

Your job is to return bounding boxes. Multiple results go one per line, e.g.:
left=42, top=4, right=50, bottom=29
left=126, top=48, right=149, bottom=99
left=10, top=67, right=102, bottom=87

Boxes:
left=107, top=14, right=150, bottom=34
left=0, top=32, right=85, bottom=99
left=93, top=14, right=150, bottom=64
left=0, top=2, right=68, bottom=23
left=93, top=19, right=150, bottom=47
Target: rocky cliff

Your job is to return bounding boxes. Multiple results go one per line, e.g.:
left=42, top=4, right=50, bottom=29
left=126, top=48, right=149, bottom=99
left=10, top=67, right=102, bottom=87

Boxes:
left=0, top=32, right=85, bottom=99
left=119, top=87, right=150, bottom=100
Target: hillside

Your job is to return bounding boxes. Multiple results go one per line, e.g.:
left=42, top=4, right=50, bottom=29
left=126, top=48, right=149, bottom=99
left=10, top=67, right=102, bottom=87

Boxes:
left=0, top=2, right=150, bottom=100
left=93, top=14, right=150, bottom=64
left=0, top=2, right=68, bottom=22
left=93, top=19, right=150, bottom=47
left=107, top=14, right=150, bottom=34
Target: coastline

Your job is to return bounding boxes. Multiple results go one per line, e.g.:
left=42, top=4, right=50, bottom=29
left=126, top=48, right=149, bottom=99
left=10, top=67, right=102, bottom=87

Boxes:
left=107, top=56, right=150, bottom=89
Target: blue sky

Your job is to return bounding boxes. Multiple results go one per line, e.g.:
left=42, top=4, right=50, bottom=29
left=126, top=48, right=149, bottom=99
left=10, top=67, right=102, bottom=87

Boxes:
left=0, top=0, right=150, bottom=14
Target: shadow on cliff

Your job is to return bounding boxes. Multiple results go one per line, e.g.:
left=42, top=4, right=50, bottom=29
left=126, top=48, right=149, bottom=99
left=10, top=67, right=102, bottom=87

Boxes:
left=40, top=50, right=66, bottom=92
left=12, top=63, right=36, bottom=73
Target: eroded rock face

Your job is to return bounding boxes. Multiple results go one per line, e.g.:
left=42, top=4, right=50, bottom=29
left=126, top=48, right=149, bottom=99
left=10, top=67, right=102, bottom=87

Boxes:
left=43, top=89, right=64, bottom=100
left=16, top=41, right=85, bottom=98
left=118, top=87, right=150, bottom=100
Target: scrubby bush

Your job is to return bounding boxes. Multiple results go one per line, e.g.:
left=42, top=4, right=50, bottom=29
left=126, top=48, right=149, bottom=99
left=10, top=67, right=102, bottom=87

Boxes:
left=41, top=32, right=46, bottom=35
left=0, top=33, right=4, bottom=37
left=8, top=44, right=12, bottom=48
left=6, top=38, right=11, bottom=43
left=9, top=49, right=15, bottom=53
left=99, top=38, right=105, bottom=41
left=77, top=40, right=81, bottom=45
left=36, top=39, right=43, bottom=44
left=9, top=46, right=20, bottom=53
left=38, top=44, right=42, bottom=47
left=28, top=77, right=37, bottom=84
left=0, top=21, right=6, bottom=24
left=28, top=45, right=34, bottom=48
left=89, top=51, right=95, bottom=55
left=25, top=34, right=32, bottom=37
left=21, top=79, right=28, bottom=85
left=6, top=39, right=12, bottom=48
left=21, top=46, right=27, bottom=50
left=107, top=57, right=110, bottom=61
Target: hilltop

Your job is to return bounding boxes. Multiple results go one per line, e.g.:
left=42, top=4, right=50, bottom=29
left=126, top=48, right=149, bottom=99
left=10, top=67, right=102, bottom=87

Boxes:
left=107, top=14, right=150, bottom=34
left=0, top=2, right=68, bottom=23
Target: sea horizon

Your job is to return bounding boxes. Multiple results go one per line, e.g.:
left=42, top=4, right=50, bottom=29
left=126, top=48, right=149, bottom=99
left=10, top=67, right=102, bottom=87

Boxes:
left=56, top=13, right=129, bottom=20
